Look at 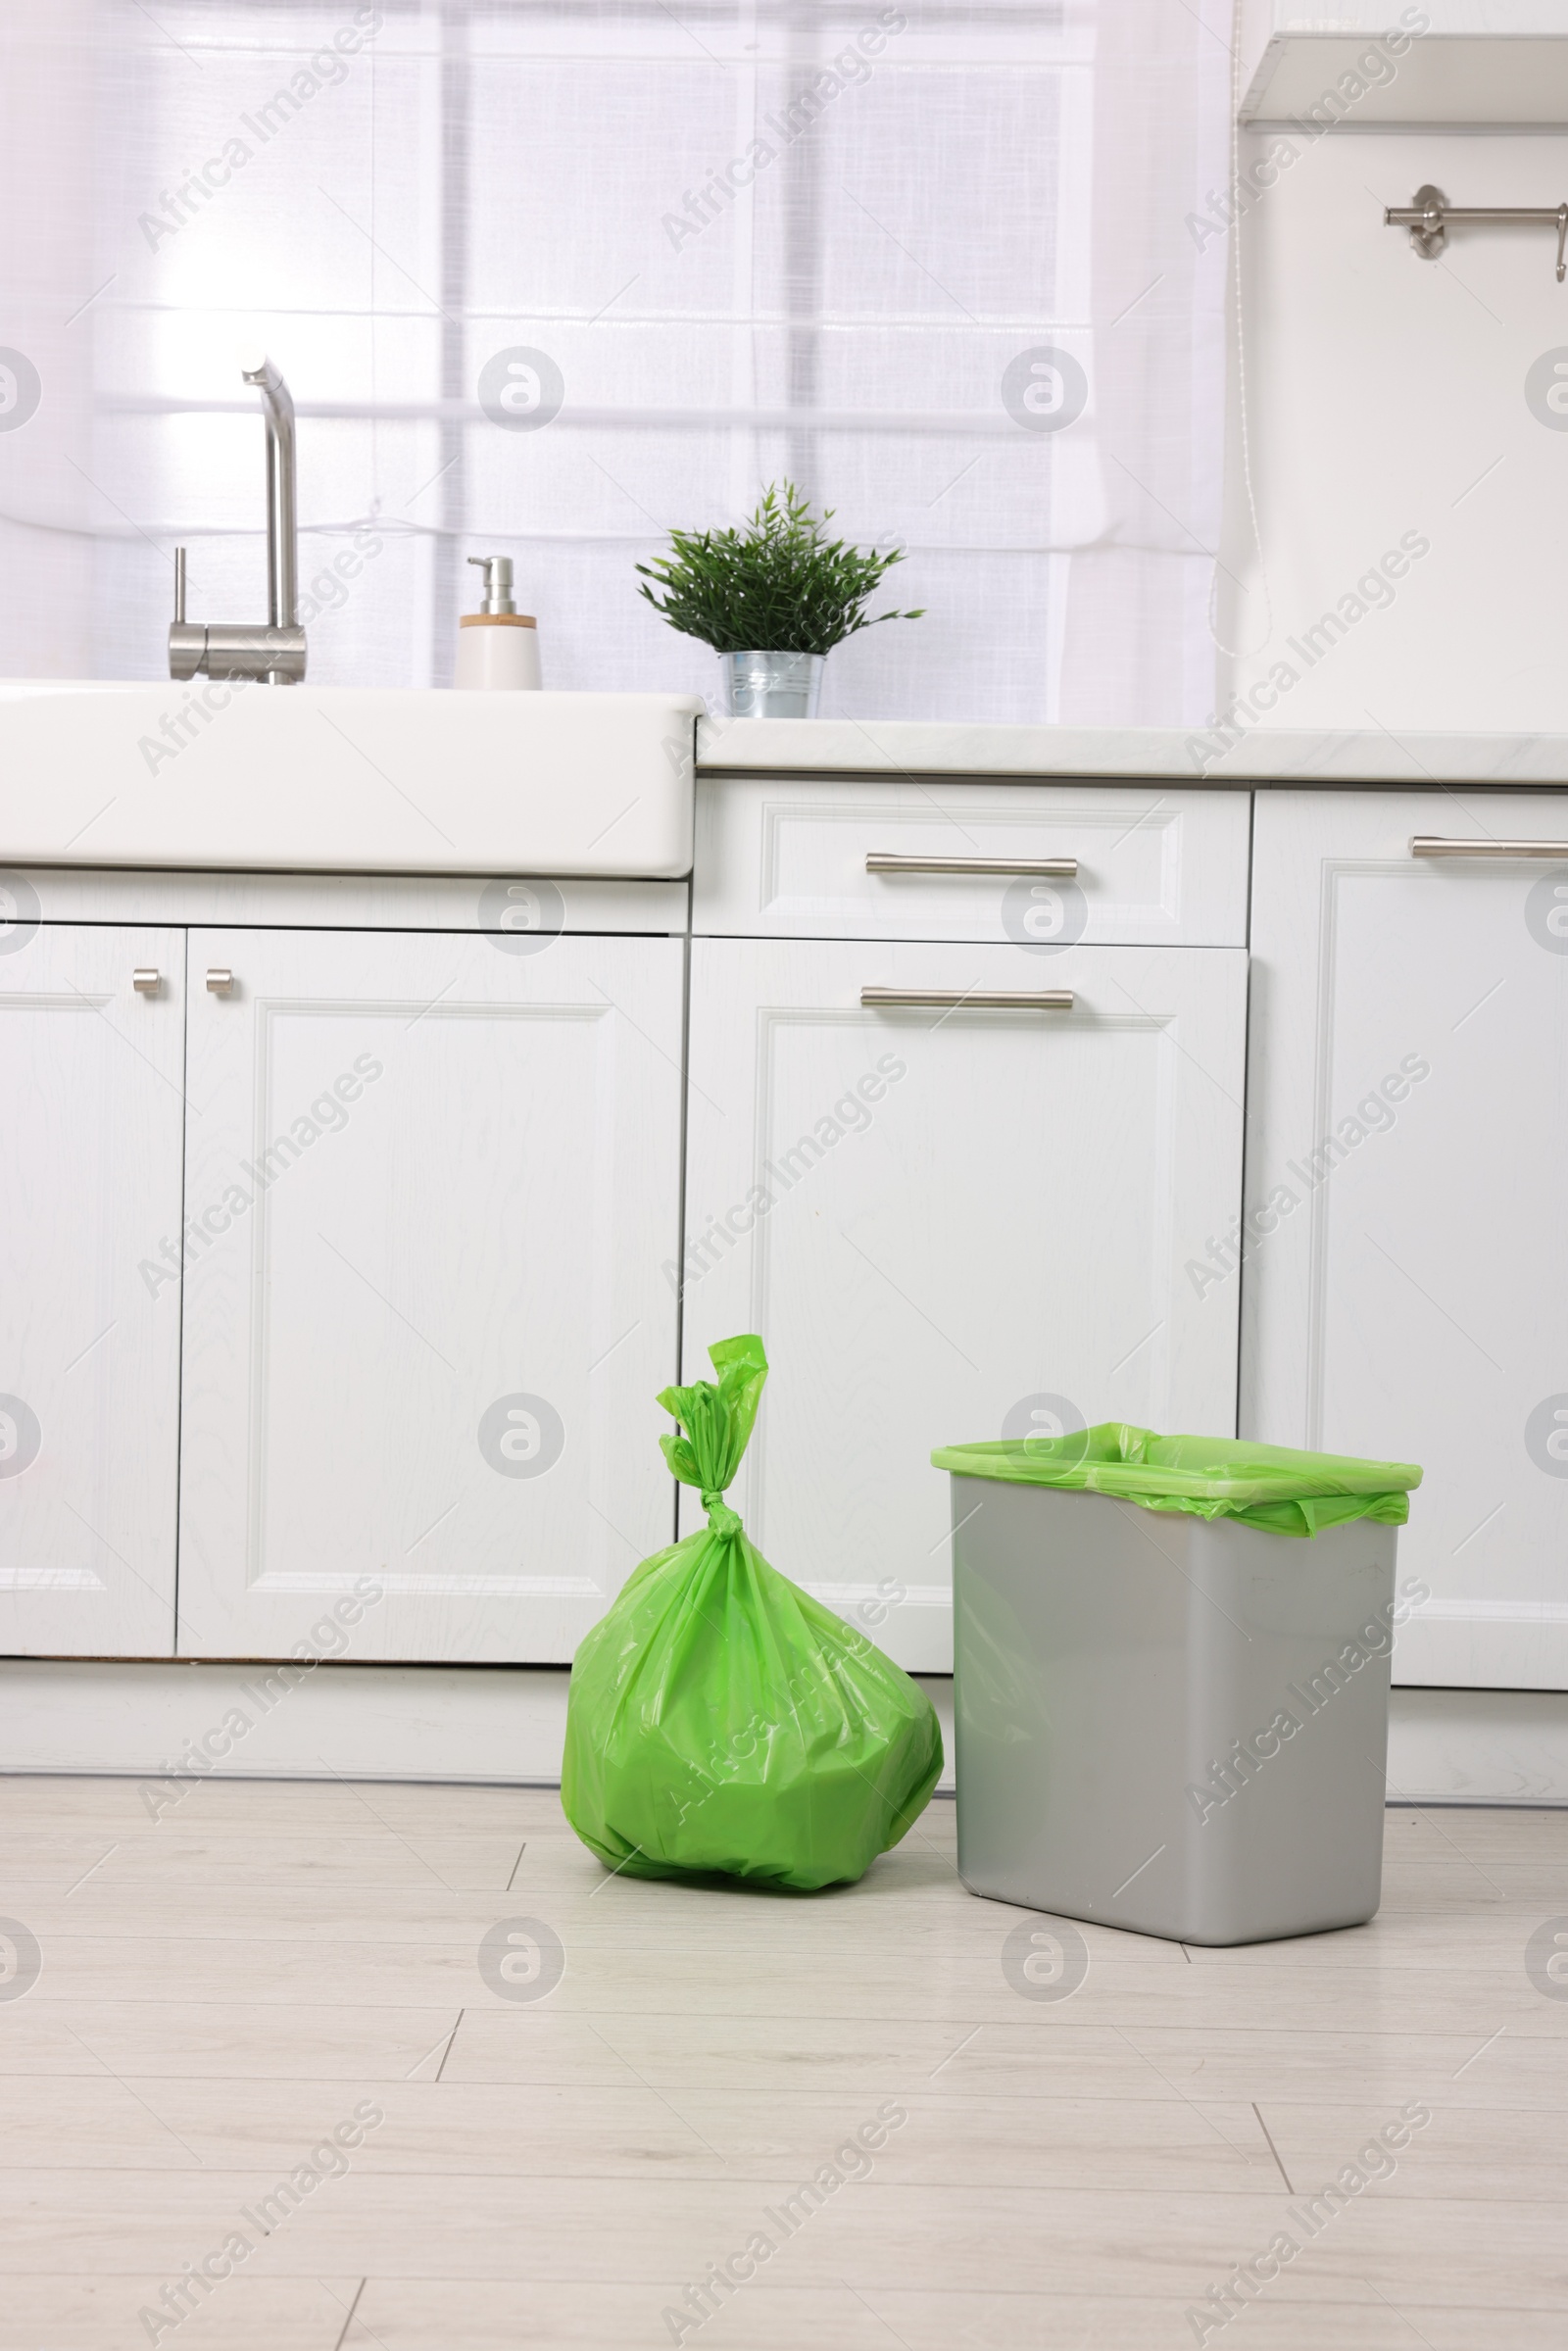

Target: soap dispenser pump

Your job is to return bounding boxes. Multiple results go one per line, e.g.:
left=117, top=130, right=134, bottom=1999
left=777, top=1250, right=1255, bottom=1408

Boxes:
left=456, top=554, right=540, bottom=689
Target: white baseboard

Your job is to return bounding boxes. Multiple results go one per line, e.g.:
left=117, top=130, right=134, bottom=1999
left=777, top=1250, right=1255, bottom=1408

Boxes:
left=0, top=1660, right=957, bottom=1793
left=1386, top=1685, right=1568, bottom=1806
left=0, top=1659, right=575, bottom=1788
left=0, top=1662, right=1561, bottom=1805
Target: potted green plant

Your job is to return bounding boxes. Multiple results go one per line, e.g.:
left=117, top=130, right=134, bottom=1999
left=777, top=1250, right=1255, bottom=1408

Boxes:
left=636, top=481, right=923, bottom=718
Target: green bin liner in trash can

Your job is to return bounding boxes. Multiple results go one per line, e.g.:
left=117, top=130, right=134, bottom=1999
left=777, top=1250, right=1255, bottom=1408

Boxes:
left=931, top=1424, right=1422, bottom=1535
left=931, top=1424, right=1422, bottom=1945
left=562, top=1335, right=943, bottom=1891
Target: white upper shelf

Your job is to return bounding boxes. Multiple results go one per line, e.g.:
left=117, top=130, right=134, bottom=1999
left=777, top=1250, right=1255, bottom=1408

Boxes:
left=1241, top=26, right=1568, bottom=129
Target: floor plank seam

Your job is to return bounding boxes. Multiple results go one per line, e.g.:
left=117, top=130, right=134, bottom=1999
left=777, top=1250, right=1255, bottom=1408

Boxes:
left=328, top=2275, right=368, bottom=2351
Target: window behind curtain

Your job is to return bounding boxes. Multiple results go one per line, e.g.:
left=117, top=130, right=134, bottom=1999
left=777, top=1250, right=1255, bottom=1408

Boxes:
left=0, top=0, right=1228, bottom=723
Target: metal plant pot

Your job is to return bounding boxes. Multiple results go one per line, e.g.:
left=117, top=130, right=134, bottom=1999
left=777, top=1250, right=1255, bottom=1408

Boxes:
left=718, top=649, right=825, bottom=719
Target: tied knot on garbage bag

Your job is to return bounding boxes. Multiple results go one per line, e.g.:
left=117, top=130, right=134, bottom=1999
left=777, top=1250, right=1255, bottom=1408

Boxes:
left=700, top=1492, right=741, bottom=1539
left=561, top=1333, right=943, bottom=1891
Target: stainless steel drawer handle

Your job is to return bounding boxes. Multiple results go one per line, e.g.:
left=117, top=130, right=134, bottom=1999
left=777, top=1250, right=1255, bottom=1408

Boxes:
left=206, top=966, right=234, bottom=995
left=1411, top=837, right=1568, bottom=858
left=132, top=967, right=161, bottom=995
left=861, top=986, right=1074, bottom=1011
left=865, top=852, right=1078, bottom=877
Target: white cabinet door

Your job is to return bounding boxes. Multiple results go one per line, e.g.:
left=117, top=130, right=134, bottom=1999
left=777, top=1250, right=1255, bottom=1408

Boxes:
left=0, top=918, right=185, bottom=1656
left=176, top=928, right=683, bottom=1662
left=680, top=938, right=1248, bottom=1670
left=1245, top=791, right=1568, bottom=1690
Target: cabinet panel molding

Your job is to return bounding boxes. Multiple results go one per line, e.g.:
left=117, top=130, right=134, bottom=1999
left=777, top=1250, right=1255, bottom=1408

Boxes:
left=176, top=927, right=684, bottom=1663
left=680, top=937, right=1248, bottom=1670
left=1245, top=790, right=1568, bottom=1690
left=0, top=923, right=185, bottom=1656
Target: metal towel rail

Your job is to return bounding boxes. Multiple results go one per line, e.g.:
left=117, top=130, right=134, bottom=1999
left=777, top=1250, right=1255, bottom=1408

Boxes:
left=1386, top=184, right=1568, bottom=281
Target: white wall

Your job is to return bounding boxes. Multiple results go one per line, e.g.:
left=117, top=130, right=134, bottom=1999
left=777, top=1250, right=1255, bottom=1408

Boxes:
left=1216, top=122, right=1568, bottom=736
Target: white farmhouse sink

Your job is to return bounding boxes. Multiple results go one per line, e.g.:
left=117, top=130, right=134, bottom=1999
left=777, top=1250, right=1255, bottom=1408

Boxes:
left=0, top=684, right=701, bottom=877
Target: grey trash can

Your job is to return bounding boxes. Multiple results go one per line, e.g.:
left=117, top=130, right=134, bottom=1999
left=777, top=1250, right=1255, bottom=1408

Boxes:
left=934, top=1429, right=1422, bottom=1947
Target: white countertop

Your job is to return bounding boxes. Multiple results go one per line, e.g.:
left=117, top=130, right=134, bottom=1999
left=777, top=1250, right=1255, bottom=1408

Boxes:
left=696, top=717, right=1568, bottom=785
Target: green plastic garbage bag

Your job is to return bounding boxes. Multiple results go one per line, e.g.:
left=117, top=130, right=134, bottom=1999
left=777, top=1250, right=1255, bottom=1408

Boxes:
left=931, top=1424, right=1421, bottom=1538
left=562, top=1334, right=944, bottom=1890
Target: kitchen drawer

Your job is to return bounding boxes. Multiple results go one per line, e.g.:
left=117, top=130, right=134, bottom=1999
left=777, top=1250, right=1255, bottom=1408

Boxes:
left=692, top=776, right=1250, bottom=945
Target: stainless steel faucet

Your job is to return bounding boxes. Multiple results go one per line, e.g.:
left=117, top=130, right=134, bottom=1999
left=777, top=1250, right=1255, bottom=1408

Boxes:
left=170, top=350, right=307, bottom=685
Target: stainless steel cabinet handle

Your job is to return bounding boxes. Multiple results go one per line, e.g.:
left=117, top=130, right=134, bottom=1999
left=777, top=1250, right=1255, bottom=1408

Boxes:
left=1411, top=837, right=1568, bottom=858
left=132, top=967, right=161, bottom=995
left=865, top=852, right=1078, bottom=877
left=861, top=986, right=1074, bottom=1010
left=206, top=966, right=234, bottom=995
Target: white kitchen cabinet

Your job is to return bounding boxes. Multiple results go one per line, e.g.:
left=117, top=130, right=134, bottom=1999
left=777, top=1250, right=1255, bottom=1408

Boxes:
left=1241, top=18, right=1568, bottom=133
left=1244, top=791, right=1568, bottom=1690
left=175, top=927, right=684, bottom=1663
left=679, top=937, right=1249, bottom=1670
left=0, top=918, right=185, bottom=1656
left=693, top=776, right=1251, bottom=946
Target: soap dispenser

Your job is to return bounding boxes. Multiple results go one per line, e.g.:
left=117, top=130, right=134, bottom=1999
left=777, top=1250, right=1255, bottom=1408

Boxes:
left=456, top=555, right=541, bottom=689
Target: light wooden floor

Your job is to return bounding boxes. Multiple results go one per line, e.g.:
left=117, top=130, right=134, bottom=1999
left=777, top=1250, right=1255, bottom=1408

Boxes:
left=1, top=1777, right=1565, bottom=2349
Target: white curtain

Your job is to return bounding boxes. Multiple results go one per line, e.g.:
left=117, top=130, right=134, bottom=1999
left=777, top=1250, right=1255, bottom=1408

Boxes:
left=0, top=0, right=1229, bottom=724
